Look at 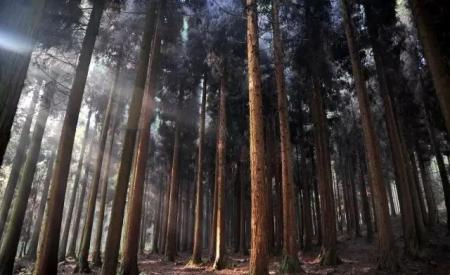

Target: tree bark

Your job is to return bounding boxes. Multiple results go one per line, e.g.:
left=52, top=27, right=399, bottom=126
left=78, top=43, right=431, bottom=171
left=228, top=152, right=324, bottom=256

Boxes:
left=311, top=76, right=340, bottom=265
left=33, top=2, right=105, bottom=273
left=341, top=0, right=398, bottom=270
left=0, top=0, right=47, bottom=166
left=271, top=0, right=300, bottom=271
left=165, top=89, right=184, bottom=262
left=58, top=110, right=93, bottom=262
left=100, top=2, right=158, bottom=274
left=0, top=88, right=39, bottom=239
left=247, top=0, right=269, bottom=273
left=0, top=86, right=54, bottom=274
left=27, top=150, right=56, bottom=260
left=120, top=17, right=161, bottom=274
left=410, top=0, right=450, bottom=134
left=213, top=71, right=227, bottom=270
left=190, top=72, right=207, bottom=264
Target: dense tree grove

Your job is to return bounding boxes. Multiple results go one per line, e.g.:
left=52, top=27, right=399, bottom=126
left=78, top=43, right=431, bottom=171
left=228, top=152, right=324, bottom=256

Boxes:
left=0, top=0, right=449, bottom=274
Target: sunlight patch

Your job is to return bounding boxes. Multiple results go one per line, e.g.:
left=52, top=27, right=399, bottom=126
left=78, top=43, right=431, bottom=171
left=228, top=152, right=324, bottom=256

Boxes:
left=0, top=29, right=33, bottom=54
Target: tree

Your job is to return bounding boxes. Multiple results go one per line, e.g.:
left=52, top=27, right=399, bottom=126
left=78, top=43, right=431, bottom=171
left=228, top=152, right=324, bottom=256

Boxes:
left=33, top=1, right=105, bottom=273
left=246, top=0, right=269, bottom=273
left=100, top=2, right=159, bottom=273
left=340, top=0, right=398, bottom=270
left=120, top=12, right=162, bottom=274
left=58, top=110, right=93, bottom=262
left=0, top=85, right=55, bottom=274
left=271, top=0, right=301, bottom=271
left=190, top=72, right=208, bottom=265
left=0, top=88, right=39, bottom=239
left=26, top=149, right=56, bottom=260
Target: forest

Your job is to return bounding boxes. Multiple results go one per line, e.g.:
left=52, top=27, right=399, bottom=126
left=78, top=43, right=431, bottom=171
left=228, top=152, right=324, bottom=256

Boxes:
left=0, top=0, right=450, bottom=274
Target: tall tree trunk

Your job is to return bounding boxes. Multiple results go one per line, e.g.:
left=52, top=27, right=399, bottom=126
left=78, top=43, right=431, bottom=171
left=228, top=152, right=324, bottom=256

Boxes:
left=0, top=0, right=47, bottom=166
left=358, top=156, right=373, bottom=242
left=311, top=76, right=340, bottom=265
left=190, top=72, right=207, bottom=264
left=27, top=150, right=56, bottom=260
left=239, top=145, right=248, bottom=255
left=209, top=138, right=219, bottom=261
left=33, top=2, right=105, bottom=273
left=247, top=0, right=269, bottom=273
left=410, top=0, right=450, bottom=134
left=271, top=0, right=300, bottom=271
left=213, top=71, right=227, bottom=270
left=0, top=87, right=55, bottom=274
left=366, top=11, right=420, bottom=253
left=425, top=111, right=450, bottom=233
left=92, top=98, right=121, bottom=267
left=76, top=51, right=127, bottom=274
left=165, top=89, right=184, bottom=262
left=341, top=0, right=398, bottom=270
left=0, top=89, right=39, bottom=239
left=58, top=110, right=93, bottom=262
left=120, top=19, right=161, bottom=274
left=152, top=179, right=163, bottom=253
left=159, top=171, right=171, bottom=254
left=415, top=144, right=438, bottom=226
left=100, top=2, right=158, bottom=274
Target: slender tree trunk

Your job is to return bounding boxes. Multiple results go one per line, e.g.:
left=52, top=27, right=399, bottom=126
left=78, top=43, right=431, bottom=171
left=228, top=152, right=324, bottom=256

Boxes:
left=27, top=150, right=56, bottom=260
left=190, top=72, right=207, bottom=264
left=0, top=0, right=47, bottom=166
left=213, top=72, right=227, bottom=270
left=92, top=101, right=121, bottom=267
left=271, top=0, right=300, bottom=271
left=120, top=20, right=161, bottom=275
left=76, top=51, right=127, bottom=274
left=311, top=76, right=339, bottom=265
left=58, top=111, right=93, bottom=262
left=165, top=89, right=184, bottom=262
left=0, top=87, right=55, bottom=274
left=341, top=0, right=398, bottom=270
left=416, top=144, right=438, bottom=226
left=239, top=145, right=248, bottom=255
left=247, top=0, right=269, bottom=273
left=209, top=140, right=219, bottom=261
left=358, top=156, right=373, bottom=242
left=67, top=132, right=96, bottom=259
left=0, top=89, right=39, bottom=239
left=33, top=2, right=105, bottom=273
left=100, top=3, right=158, bottom=274
left=410, top=0, right=450, bottom=134
left=425, top=111, right=450, bottom=233
left=152, top=179, right=163, bottom=253
left=160, top=172, right=171, bottom=254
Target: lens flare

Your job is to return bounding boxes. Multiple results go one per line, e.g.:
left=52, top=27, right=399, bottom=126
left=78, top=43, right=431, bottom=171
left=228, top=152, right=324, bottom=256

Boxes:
left=0, top=29, right=33, bottom=54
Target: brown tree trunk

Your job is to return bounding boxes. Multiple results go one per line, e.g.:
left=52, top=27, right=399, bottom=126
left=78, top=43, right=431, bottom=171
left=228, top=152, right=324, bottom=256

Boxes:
left=0, top=89, right=39, bottom=239
left=341, top=0, right=398, bottom=270
left=415, top=144, right=438, bottom=226
left=358, top=156, right=373, bottom=242
left=311, top=76, right=340, bottom=265
left=58, top=111, right=93, bottom=262
left=119, top=16, right=161, bottom=274
left=27, top=150, right=56, bottom=260
left=213, top=71, right=227, bottom=270
left=165, top=89, right=184, bottom=262
left=247, top=0, right=269, bottom=273
left=159, top=171, right=171, bottom=254
left=100, top=2, right=159, bottom=274
left=76, top=50, right=128, bottom=274
left=209, top=135, right=219, bottom=261
left=0, top=87, right=55, bottom=274
left=190, top=72, right=208, bottom=264
left=66, top=136, right=95, bottom=259
left=33, top=2, right=105, bottom=273
left=0, top=0, right=47, bottom=166
left=271, top=0, right=300, bottom=271
left=410, top=0, right=450, bottom=134
left=239, top=145, right=248, bottom=255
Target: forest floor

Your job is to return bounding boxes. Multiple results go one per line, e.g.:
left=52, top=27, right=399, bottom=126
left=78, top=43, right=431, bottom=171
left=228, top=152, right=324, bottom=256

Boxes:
left=15, top=221, right=450, bottom=274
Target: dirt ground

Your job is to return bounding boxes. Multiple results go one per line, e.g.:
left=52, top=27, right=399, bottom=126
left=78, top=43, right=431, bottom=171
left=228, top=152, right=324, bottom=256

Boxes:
left=15, top=222, right=450, bottom=274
